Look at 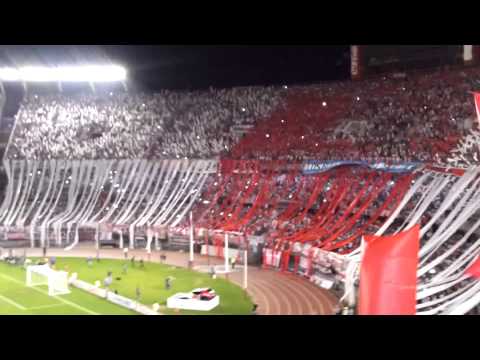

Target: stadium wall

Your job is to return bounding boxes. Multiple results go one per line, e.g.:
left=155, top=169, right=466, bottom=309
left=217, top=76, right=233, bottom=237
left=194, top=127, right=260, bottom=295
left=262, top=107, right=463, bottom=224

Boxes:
left=351, top=45, right=464, bottom=79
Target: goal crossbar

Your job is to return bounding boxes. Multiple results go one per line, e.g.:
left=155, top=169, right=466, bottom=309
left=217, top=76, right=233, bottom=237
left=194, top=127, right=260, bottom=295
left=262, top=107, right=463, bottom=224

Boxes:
left=26, top=265, right=70, bottom=296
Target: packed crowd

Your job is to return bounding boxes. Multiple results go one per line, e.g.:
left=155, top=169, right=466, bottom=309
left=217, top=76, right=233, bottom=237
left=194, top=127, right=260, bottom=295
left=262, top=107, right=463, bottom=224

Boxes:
left=5, top=64, right=480, bottom=164
left=7, top=87, right=285, bottom=159
left=231, top=65, right=480, bottom=163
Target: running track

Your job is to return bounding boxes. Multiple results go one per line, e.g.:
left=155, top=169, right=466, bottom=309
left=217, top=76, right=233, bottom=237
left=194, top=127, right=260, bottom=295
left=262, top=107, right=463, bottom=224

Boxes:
left=14, top=244, right=339, bottom=315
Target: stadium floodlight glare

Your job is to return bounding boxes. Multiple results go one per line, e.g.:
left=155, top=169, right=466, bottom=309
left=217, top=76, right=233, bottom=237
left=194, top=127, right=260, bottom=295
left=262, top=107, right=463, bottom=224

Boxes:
left=0, top=65, right=127, bottom=82
left=0, top=67, right=20, bottom=81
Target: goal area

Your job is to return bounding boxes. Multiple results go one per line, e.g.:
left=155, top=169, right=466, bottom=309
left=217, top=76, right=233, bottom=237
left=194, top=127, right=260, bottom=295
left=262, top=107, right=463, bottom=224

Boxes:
left=26, top=265, right=70, bottom=296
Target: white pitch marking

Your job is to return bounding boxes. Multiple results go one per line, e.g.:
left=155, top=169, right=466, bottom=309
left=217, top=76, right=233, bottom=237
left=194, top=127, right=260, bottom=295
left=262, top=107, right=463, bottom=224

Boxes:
left=0, top=293, right=27, bottom=310
left=28, top=303, right=65, bottom=311
left=0, top=273, right=98, bottom=315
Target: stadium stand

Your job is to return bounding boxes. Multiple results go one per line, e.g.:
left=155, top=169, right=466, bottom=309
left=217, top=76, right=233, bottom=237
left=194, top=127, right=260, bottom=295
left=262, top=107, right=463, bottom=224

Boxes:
left=7, top=88, right=285, bottom=159
left=1, top=58, right=480, bottom=314
left=4, top=65, right=480, bottom=163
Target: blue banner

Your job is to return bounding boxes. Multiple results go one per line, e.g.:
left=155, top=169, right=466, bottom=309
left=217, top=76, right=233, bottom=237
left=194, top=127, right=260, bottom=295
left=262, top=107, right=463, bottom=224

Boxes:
left=303, top=160, right=421, bottom=175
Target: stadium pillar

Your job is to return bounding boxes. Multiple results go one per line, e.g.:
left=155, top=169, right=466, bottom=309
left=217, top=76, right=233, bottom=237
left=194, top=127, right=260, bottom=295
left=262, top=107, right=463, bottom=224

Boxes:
left=119, top=231, right=124, bottom=249
left=243, top=249, right=248, bottom=289
left=224, top=233, right=230, bottom=273
left=129, top=227, right=134, bottom=249
left=154, top=229, right=160, bottom=250
left=188, top=211, right=194, bottom=268
left=95, top=223, right=100, bottom=250
left=205, top=231, right=210, bottom=266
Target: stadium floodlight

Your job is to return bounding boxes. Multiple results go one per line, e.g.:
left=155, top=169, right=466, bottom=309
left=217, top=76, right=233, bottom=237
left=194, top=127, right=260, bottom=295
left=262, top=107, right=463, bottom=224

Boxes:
left=0, top=65, right=127, bottom=83
left=0, top=67, right=21, bottom=81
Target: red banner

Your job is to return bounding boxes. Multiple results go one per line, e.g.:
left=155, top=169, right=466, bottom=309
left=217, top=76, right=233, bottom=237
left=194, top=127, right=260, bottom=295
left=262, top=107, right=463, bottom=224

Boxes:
left=358, top=224, right=420, bottom=315
left=475, top=92, right=480, bottom=126
left=465, top=257, right=480, bottom=279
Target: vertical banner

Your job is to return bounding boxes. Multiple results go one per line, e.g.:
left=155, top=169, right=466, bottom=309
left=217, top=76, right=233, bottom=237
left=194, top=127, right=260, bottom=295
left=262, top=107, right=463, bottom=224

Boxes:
left=474, top=92, right=480, bottom=127
left=464, top=45, right=473, bottom=63
left=351, top=45, right=364, bottom=81
left=358, top=224, right=420, bottom=315
left=351, top=45, right=359, bottom=80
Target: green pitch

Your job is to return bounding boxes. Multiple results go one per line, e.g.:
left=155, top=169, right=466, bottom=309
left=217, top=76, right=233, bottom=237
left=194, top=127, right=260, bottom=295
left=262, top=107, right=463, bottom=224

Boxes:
left=0, top=261, right=135, bottom=315
left=52, top=257, right=253, bottom=315
left=0, top=257, right=253, bottom=315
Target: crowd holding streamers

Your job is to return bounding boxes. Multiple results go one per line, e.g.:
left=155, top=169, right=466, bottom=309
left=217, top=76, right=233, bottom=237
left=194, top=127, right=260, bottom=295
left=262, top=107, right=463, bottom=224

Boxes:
left=176, top=163, right=411, bottom=256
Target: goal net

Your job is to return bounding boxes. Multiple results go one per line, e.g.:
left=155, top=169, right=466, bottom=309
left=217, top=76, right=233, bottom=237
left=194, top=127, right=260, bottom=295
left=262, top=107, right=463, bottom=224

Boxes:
left=26, top=265, right=70, bottom=296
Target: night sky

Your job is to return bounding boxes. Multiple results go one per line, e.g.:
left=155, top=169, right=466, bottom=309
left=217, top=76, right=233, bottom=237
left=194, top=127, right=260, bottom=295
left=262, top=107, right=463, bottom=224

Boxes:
left=103, top=46, right=350, bottom=91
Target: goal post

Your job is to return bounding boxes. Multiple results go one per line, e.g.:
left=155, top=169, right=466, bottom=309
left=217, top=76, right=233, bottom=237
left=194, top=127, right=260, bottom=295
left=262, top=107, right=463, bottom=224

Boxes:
left=26, top=265, right=70, bottom=296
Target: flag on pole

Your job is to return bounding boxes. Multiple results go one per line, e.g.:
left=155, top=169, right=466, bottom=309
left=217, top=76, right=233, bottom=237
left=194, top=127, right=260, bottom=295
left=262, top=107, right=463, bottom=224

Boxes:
left=358, top=224, right=420, bottom=315
left=474, top=92, right=480, bottom=126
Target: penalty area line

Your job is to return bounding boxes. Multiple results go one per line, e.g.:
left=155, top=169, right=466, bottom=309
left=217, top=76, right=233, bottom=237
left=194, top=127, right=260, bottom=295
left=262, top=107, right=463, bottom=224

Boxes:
left=0, top=273, right=99, bottom=315
left=0, top=293, right=27, bottom=310
left=28, top=303, right=65, bottom=311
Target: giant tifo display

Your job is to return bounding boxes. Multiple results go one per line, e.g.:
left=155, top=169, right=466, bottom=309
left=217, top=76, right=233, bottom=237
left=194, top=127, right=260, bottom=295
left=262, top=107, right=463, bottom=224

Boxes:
left=1, top=62, right=480, bottom=315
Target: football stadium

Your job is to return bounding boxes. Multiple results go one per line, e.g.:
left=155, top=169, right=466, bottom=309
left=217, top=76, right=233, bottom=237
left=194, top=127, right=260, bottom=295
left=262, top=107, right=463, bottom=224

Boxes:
left=0, top=45, right=479, bottom=315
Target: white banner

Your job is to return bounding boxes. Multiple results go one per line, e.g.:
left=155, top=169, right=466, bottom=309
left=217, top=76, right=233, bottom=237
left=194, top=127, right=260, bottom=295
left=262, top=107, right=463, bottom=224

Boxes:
left=106, top=291, right=137, bottom=310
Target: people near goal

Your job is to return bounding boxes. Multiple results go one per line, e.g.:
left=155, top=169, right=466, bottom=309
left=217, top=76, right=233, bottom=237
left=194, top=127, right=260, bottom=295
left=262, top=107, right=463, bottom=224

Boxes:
left=104, top=271, right=113, bottom=294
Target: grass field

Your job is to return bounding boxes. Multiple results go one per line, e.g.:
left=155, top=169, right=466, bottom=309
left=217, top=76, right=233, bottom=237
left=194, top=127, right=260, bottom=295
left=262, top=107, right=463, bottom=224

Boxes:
left=0, top=261, right=136, bottom=315
left=0, top=257, right=253, bottom=315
